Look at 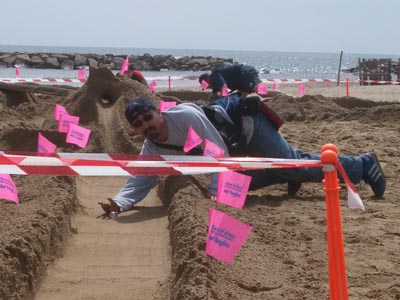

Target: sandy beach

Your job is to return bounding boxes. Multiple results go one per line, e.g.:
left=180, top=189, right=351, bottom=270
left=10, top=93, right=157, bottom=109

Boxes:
left=0, top=74, right=399, bottom=300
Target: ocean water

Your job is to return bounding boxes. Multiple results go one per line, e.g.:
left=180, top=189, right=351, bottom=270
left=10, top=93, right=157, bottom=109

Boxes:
left=0, top=45, right=397, bottom=88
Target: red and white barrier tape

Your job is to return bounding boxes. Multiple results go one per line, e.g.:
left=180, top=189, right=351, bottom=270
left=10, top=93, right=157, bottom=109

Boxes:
left=0, top=152, right=322, bottom=176
left=0, top=78, right=86, bottom=83
left=264, top=78, right=399, bottom=84
left=1, top=77, right=399, bottom=85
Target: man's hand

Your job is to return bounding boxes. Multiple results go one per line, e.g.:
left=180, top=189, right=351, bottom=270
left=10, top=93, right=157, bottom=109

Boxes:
left=98, top=198, right=120, bottom=215
left=206, top=192, right=217, bottom=202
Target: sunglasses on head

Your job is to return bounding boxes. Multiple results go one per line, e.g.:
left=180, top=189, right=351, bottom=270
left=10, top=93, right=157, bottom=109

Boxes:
left=131, top=112, right=154, bottom=128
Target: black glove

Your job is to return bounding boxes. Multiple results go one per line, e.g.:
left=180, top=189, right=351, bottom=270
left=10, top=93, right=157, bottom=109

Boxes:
left=239, top=96, right=261, bottom=116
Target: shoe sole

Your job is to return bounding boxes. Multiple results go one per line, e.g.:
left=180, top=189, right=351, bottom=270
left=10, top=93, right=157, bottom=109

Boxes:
left=368, top=152, right=386, bottom=197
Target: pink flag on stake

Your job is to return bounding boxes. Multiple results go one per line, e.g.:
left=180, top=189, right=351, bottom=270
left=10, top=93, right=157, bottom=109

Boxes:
left=15, top=65, right=20, bottom=78
left=206, top=208, right=252, bottom=264
left=0, top=174, right=19, bottom=204
left=200, top=80, right=209, bottom=90
left=77, top=69, right=86, bottom=81
left=203, top=139, right=224, bottom=158
left=257, top=83, right=268, bottom=95
left=58, top=114, right=80, bottom=133
left=217, top=171, right=251, bottom=209
left=54, top=104, right=69, bottom=121
left=148, top=80, right=157, bottom=93
left=159, top=100, right=177, bottom=112
left=66, top=123, right=91, bottom=148
left=119, top=56, right=129, bottom=75
left=37, top=133, right=56, bottom=153
left=298, top=84, right=305, bottom=94
left=221, top=86, right=231, bottom=96
left=183, top=125, right=203, bottom=153
left=272, top=80, right=280, bottom=90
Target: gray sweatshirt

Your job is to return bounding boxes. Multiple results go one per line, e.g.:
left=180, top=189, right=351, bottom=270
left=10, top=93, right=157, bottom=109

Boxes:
left=113, top=103, right=229, bottom=212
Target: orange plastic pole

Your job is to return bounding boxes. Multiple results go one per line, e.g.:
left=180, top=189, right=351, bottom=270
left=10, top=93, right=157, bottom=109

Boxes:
left=346, top=78, right=349, bottom=96
left=320, top=144, right=348, bottom=300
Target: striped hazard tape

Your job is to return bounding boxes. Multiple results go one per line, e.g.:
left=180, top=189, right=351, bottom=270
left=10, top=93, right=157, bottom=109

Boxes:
left=1, top=77, right=399, bottom=85
left=0, top=78, right=86, bottom=83
left=0, top=152, right=322, bottom=176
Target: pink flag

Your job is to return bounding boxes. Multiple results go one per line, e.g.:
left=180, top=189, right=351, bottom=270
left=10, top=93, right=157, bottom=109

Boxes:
left=148, top=80, right=157, bottom=93
left=15, top=65, right=20, bottom=78
left=272, top=80, right=280, bottom=90
left=298, top=84, right=305, bottom=94
left=66, top=123, right=91, bottom=148
left=203, top=139, right=224, bottom=158
left=221, top=86, right=231, bottom=96
left=120, top=56, right=129, bottom=75
left=58, top=114, right=80, bottom=133
left=77, top=69, right=86, bottom=81
left=200, top=80, right=209, bottom=90
left=183, top=125, right=203, bottom=153
left=37, top=133, right=56, bottom=153
left=257, top=83, right=268, bottom=95
left=54, top=104, right=69, bottom=121
left=159, top=101, right=176, bottom=112
left=206, top=208, right=252, bottom=264
left=217, top=171, right=251, bottom=209
left=0, top=174, right=19, bottom=204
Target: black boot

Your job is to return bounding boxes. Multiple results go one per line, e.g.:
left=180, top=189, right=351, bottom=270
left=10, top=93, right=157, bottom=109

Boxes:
left=288, top=182, right=301, bottom=195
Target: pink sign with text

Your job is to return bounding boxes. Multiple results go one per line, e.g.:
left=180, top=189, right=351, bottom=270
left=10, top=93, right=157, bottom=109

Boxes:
left=66, top=123, right=91, bottom=148
left=0, top=174, right=19, bottom=204
left=159, top=101, right=177, bottom=112
left=221, top=86, right=231, bottom=96
left=54, top=104, right=69, bottom=121
left=120, top=56, right=129, bottom=75
left=37, top=133, right=57, bottom=153
left=148, top=80, right=157, bottom=93
left=206, top=208, right=252, bottom=264
left=298, top=84, right=305, bottom=94
left=200, top=80, right=209, bottom=90
left=77, top=69, right=86, bottom=81
left=183, top=126, right=203, bottom=153
left=257, top=83, right=268, bottom=95
left=203, top=139, right=224, bottom=158
left=58, top=114, right=80, bottom=133
left=217, top=171, right=251, bottom=209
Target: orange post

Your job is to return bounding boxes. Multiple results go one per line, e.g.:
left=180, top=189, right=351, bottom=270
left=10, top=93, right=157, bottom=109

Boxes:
left=345, top=77, right=349, bottom=97
left=321, top=144, right=348, bottom=300
left=168, top=75, right=171, bottom=91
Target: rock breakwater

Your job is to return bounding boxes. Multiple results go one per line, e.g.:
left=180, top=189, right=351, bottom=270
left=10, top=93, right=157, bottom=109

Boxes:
left=0, top=52, right=234, bottom=71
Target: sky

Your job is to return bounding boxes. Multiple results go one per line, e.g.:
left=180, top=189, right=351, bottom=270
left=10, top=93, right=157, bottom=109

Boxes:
left=1, top=0, right=399, bottom=55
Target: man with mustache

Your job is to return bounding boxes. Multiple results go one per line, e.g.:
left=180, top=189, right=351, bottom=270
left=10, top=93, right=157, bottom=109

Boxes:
left=98, top=97, right=229, bottom=217
left=98, top=96, right=386, bottom=217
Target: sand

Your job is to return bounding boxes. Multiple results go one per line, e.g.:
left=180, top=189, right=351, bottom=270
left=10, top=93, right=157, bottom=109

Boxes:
left=0, top=81, right=399, bottom=300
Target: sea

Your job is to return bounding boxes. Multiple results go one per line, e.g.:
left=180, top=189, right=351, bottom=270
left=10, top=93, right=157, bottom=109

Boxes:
left=0, top=45, right=398, bottom=88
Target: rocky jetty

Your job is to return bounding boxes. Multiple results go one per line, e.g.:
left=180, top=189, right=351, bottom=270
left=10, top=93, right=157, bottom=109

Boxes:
left=0, top=52, right=234, bottom=71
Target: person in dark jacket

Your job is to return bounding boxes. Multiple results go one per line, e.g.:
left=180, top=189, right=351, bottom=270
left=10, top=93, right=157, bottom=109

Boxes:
left=199, top=64, right=282, bottom=99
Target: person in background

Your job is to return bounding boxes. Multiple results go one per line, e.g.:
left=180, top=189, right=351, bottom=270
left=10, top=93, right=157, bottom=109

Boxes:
left=199, top=64, right=282, bottom=99
left=98, top=95, right=386, bottom=218
left=125, top=64, right=148, bottom=87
